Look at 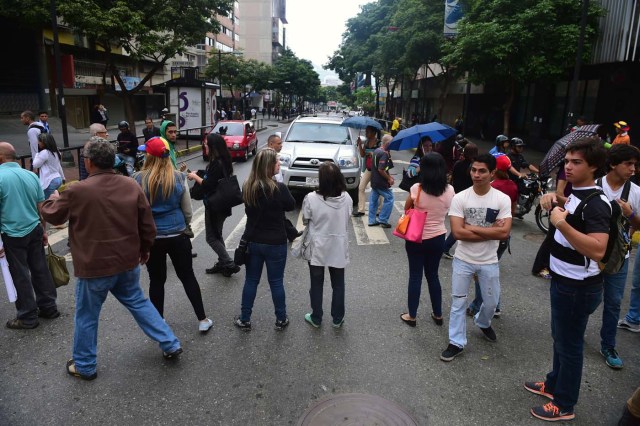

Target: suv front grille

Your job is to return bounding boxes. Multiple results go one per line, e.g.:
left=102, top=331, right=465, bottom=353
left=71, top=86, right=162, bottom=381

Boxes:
left=292, top=158, right=335, bottom=169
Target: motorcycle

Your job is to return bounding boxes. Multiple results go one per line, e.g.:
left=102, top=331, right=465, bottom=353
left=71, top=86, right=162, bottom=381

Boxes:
left=112, top=141, right=145, bottom=177
left=514, top=173, right=554, bottom=234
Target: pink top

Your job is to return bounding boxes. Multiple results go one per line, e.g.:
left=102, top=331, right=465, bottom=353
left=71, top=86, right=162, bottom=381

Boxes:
left=410, top=183, right=455, bottom=240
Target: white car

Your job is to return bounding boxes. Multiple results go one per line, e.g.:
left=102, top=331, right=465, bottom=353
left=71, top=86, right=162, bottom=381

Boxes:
left=279, top=116, right=361, bottom=200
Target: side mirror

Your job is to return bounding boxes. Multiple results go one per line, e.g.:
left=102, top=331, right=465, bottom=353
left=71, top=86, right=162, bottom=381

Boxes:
left=275, top=131, right=282, bottom=138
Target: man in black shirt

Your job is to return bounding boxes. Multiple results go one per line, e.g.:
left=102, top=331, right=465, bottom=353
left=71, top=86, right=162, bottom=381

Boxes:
left=142, top=118, right=160, bottom=142
left=116, top=121, right=138, bottom=176
left=507, top=137, right=538, bottom=181
left=525, top=137, right=610, bottom=422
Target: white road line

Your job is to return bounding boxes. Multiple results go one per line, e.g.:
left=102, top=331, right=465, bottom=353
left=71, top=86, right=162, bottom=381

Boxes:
left=393, top=159, right=410, bottom=165
left=224, top=216, right=247, bottom=249
left=47, top=227, right=69, bottom=246
left=351, top=203, right=390, bottom=245
left=295, top=209, right=304, bottom=230
left=364, top=187, right=408, bottom=194
left=190, top=205, right=207, bottom=238
left=394, top=201, right=405, bottom=214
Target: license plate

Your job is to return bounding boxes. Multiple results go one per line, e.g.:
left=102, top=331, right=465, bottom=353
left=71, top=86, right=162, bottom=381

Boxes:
left=305, top=177, right=319, bottom=186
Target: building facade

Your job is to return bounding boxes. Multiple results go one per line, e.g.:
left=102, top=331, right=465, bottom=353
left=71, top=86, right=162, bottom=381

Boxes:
left=238, top=0, right=287, bottom=65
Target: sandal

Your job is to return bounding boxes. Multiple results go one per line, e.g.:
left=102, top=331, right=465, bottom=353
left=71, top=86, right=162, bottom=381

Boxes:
left=400, top=313, right=416, bottom=327
left=66, top=359, right=97, bottom=381
left=431, top=313, right=443, bottom=326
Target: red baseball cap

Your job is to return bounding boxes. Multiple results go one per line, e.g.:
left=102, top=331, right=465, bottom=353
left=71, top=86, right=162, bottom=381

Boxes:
left=495, top=154, right=512, bottom=171
left=141, top=137, right=170, bottom=158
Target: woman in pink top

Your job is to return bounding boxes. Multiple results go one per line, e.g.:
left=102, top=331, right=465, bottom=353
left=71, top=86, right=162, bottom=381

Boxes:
left=400, top=153, right=455, bottom=327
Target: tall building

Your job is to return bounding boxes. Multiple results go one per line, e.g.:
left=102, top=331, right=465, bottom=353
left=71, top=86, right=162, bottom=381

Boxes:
left=239, top=0, right=287, bottom=65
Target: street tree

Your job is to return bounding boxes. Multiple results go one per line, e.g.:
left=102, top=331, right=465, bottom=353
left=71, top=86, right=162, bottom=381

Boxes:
left=272, top=50, right=320, bottom=112
left=445, top=0, right=602, bottom=135
left=55, top=0, right=233, bottom=132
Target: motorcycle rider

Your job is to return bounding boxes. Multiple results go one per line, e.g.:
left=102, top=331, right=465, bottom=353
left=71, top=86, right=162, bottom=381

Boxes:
left=507, top=138, right=539, bottom=181
left=489, top=134, right=510, bottom=156
left=116, top=121, right=138, bottom=176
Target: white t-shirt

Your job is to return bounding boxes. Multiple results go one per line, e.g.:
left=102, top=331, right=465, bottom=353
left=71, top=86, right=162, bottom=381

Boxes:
left=448, top=186, right=512, bottom=264
left=599, top=176, right=640, bottom=259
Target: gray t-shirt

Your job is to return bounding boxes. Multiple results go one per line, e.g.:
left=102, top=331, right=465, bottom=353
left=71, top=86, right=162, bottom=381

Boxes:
left=371, top=147, right=391, bottom=189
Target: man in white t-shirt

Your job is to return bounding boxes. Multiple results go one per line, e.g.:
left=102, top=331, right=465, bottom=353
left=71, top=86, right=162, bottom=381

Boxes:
left=596, top=144, right=640, bottom=370
left=441, top=153, right=512, bottom=362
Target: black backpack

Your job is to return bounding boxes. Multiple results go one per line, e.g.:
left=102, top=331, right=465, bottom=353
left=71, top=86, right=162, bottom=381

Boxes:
left=575, top=180, right=631, bottom=274
left=29, top=123, right=47, bottom=134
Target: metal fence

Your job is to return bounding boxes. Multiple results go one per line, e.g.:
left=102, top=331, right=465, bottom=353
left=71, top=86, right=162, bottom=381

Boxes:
left=16, top=124, right=214, bottom=178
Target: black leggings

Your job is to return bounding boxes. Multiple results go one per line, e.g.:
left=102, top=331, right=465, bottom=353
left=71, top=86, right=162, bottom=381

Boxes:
left=146, top=234, right=206, bottom=320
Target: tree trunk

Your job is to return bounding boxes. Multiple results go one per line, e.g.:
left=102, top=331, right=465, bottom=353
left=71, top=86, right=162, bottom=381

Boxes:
left=437, top=68, right=453, bottom=123
left=503, top=79, right=516, bottom=135
left=122, top=91, right=137, bottom=134
left=374, top=75, right=380, bottom=117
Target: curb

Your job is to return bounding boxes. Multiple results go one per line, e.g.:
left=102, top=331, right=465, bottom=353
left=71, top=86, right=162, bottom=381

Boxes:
left=177, top=145, right=202, bottom=157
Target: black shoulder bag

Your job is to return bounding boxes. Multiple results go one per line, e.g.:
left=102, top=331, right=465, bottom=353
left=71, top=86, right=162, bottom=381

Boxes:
left=207, top=162, right=243, bottom=212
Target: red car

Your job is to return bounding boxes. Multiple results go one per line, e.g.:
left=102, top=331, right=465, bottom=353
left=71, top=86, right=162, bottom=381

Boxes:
left=202, top=120, right=258, bottom=161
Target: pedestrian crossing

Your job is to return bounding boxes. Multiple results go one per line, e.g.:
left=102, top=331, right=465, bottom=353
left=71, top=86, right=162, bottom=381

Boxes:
left=50, top=198, right=411, bottom=263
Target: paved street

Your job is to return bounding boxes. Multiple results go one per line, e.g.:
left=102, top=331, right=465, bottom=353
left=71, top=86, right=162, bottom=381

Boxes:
left=0, top=122, right=638, bottom=425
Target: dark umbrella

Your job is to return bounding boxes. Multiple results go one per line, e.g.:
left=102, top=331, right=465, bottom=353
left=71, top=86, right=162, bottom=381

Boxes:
left=388, top=122, right=457, bottom=151
left=340, top=116, right=382, bottom=130
left=539, top=124, right=602, bottom=177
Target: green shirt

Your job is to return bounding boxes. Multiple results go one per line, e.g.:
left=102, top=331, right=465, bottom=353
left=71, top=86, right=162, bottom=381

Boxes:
left=0, top=162, right=44, bottom=237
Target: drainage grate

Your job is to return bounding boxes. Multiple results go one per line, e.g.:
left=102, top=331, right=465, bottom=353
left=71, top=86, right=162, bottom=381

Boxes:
left=296, top=393, right=421, bottom=426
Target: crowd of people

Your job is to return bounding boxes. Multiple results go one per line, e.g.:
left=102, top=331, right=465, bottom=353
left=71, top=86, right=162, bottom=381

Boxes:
left=2, top=110, right=640, bottom=422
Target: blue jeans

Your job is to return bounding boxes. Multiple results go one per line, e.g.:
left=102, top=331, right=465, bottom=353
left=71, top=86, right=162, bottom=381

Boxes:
left=444, top=232, right=457, bottom=253
left=468, top=237, right=510, bottom=313
left=44, top=177, right=62, bottom=200
left=624, top=252, right=640, bottom=325
left=405, top=234, right=445, bottom=318
left=449, top=258, right=500, bottom=348
left=601, top=258, right=629, bottom=350
left=116, top=153, right=135, bottom=176
left=544, top=279, right=602, bottom=412
left=73, top=266, right=181, bottom=376
left=240, top=242, right=287, bottom=322
left=368, top=187, right=393, bottom=225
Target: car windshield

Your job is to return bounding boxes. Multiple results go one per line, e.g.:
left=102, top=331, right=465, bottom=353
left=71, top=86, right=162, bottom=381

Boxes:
left=286, top=122, right=352, bottom=144
left=213, top=122, right=245, bottom=136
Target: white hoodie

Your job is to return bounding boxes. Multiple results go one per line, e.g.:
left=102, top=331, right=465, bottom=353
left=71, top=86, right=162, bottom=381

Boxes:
left=302, top=191, right=352, bottom=268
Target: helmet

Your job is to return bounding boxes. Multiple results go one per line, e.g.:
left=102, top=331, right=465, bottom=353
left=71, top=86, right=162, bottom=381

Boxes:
left=495, top=134, right=509, bottom=146
left=118, top=120, right=129, bottom=129
left=511, top=137, right=525, bottom=147
left=456, top=134, right=465, bottom=141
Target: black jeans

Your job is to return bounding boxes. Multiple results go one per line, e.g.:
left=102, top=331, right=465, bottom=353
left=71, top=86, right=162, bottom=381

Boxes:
left=146, top=234, right=206, bottom=321
left=308, top=264, right=345, bottom=324
left=205, top=209, right=232, bottom=266
left=2, top=226, right=57, bottom=324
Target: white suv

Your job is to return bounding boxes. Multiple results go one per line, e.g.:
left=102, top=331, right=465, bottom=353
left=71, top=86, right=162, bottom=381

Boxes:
left=279, top=116, right=361, bottom=198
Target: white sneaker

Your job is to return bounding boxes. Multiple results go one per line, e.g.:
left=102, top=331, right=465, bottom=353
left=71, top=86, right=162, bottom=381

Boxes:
left=199, top=318, right=213, bottom=333
left=618, top=319, right=640, bottom=333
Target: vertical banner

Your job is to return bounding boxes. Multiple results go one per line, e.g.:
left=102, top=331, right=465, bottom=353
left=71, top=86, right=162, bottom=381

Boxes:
left=444, top=0, right=464, bottom=37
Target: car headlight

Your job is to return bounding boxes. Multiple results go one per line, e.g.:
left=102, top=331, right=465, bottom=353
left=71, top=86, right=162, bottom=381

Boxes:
left=233, top=143, right=240, bottom=150
left=338, top=156, right=358, bottom=168
left=279, top=154, right=291, bottom=167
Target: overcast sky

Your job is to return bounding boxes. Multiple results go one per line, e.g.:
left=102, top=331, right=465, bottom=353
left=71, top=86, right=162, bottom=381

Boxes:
left=285, top=0, right=370, bottom=76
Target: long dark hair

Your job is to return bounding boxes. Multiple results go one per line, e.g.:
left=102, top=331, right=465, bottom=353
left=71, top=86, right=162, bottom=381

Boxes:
left=317, top=161, right=346, bottom=199
left=419, top=152, right=447, bottom=197
left=207, top=133, right=233, bottom=175
left=38, top=133, right=61, bottom=159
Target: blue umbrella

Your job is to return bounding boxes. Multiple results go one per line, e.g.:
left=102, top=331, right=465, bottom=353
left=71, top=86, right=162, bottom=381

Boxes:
left=340, top=116, right=382, bottom=130
left=389, top=122, right=457, bottom=151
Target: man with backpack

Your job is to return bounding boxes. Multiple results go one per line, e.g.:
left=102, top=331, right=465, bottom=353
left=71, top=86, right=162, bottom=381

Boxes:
left=20, top=110, right=45, bottom=170
left=526, top=137, right=610, bottom=422
left=596, top=144, right=640, bottom=370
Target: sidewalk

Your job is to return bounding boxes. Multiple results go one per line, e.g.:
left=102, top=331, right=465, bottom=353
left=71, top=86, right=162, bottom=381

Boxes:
left=1, top=115, right=289, bottom=182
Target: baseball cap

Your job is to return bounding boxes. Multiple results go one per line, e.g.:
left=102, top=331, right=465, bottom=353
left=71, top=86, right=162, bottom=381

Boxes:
left=140, top=137, right=170, bottom=158
left=495, top=154, right=512, bottom=171
left=614, top=121, right=630, bottom=132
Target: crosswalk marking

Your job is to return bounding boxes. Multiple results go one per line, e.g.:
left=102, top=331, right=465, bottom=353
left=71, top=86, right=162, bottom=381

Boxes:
left=51, top=192, right=412, bottom=262
left=364, top=187, right=408, bottom=194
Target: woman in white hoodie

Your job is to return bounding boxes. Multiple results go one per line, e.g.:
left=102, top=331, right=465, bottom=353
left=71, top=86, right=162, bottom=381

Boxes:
left=32, top=133, right=65, bottom=199
left=302, top=162, right=352, bottom=328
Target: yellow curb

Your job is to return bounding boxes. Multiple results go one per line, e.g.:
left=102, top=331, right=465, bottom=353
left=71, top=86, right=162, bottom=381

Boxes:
left=177, top=146, right=202, bottom=157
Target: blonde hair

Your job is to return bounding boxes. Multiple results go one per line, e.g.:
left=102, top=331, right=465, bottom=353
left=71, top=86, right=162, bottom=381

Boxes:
left=138, top=154, right=176, bottom=204
left=243, top=148, right=278, bottom=207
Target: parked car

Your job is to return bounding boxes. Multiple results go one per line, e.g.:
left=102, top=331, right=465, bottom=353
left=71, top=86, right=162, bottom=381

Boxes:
left=279, top=116, right=361, bottom=201
left=202, top=120, right=258, bottom=161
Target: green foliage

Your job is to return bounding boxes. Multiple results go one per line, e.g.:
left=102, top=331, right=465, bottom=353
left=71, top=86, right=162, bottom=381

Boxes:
left=354, top=88, right=376, bottom=112
left=271, top=49, right=320, bottom=103
left=444, top=0, right=603, bottom=86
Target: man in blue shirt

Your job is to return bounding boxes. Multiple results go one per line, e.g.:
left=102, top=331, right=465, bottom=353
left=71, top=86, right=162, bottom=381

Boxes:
left=0, top=142, right=59, bottom=329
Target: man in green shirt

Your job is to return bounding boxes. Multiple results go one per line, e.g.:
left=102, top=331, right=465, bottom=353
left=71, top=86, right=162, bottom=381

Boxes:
left=0, top=142, right=59, bottom=329
left=160, top=120, right=178, bottom=169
